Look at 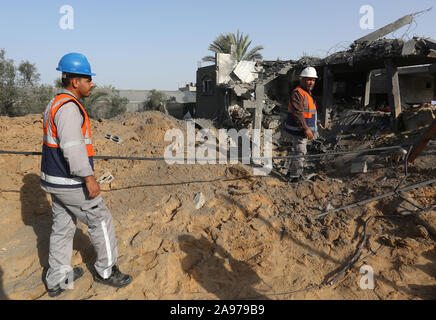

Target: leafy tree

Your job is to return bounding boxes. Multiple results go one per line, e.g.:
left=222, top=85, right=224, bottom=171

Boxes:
left=105, top=87, right=129, bottom=118
left=0, top=50, right=53, bottom=116
left=54, top=77, right=63, bottom=89
left=141, top=89, right=175, bottom=114
left=0, top=49, right=18, bottom=115
left=0, top=49, right=127, bottom=118
left=17, top=61, right=40, bottom=87
left=202, top=30, right=264, bottom=63
left=82, top=85, right=128, bottom=119
left=13, top=85, right=55, bottom=116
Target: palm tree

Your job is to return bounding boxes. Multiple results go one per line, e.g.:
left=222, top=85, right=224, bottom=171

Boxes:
left=202, top=30, right=264, bottom=63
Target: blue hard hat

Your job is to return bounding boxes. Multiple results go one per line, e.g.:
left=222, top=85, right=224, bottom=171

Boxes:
left=56, top=52, right=96, bottom=76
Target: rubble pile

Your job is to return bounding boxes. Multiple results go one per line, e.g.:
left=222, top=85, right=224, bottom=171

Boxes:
left=325, top=38, right=405, bottom=66
left=1, top=10, right=436, bottom=301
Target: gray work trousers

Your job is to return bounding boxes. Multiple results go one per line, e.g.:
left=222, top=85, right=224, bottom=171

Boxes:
left=44, top=187, right=118, bottom=289
left=288, top=135, right=308, bottom=178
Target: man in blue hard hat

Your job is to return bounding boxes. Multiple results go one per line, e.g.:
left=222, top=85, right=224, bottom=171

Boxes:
left=40, top=52, right=132, bottom=297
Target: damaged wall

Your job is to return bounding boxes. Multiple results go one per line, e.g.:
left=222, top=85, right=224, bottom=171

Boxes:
left=196, top=65, right=227, bottom=119
left=400, top=74, right=434, bottom=104
left=196, top=53, right=262, bottom=122
left=195, top=14, right=436, bottom=130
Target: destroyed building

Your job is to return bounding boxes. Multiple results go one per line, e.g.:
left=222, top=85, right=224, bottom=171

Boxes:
left=195, top=11, right=436, bottom=139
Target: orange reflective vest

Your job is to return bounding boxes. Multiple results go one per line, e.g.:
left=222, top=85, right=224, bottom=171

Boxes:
left=41, top=93, right=94, bottom=188
left=285, top=86, right=317, bottom=136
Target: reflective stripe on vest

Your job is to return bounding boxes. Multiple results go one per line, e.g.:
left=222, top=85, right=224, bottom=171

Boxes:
left=290, top=87, right=317, bottom=117
left=43, top=135, right=92, bottom=148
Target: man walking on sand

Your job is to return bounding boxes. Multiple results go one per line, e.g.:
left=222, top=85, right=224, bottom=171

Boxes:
left=40, top=52, right=132, bottom=297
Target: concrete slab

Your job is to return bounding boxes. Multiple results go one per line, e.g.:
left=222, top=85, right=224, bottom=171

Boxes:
left=232, top=60, right=257, bottom=83
left=401, top=39, right=417, bottom=56
left=216, top=53, right=237, bottom=84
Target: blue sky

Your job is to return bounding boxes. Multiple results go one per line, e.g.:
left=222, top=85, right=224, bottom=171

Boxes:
left=1, top=0, right=435, bottom=90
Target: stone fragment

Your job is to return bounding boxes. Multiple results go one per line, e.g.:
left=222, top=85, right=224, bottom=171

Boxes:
left=194, top=192, right=205, bottom=210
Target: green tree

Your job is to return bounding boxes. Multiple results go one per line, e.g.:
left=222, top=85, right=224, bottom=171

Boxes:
left=142, top=89, right=169, bottom=112
left=202, top=30, right=264, bottom=63
left=0, top=49, right=53, bottom=116
left=105, top=86, right=129, bottom=118
left=0, top=49, right=126, bottom=118
left=17, top=61, right=40, bottom=87
left=0, top=49, right=18, bottom=115
left=15, top=85, right=55, bottom=116
left=54, top=77, right=63, bottom=89
left=82, top=85, right=128, bottom=119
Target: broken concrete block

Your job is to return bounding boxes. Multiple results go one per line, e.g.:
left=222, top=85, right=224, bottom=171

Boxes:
left=233, top=85, right=249, bottom=97
left=243, top=100, right=256, bottom=109
left=401, top=39, right=417, bottom=56
left=268, top=119, right=280, bottom=130
left=232, top=60, right=257, bottom=83
left=194, top=192, right=205, bottom=210
left=278, top=64, right=293, bottom=75
left=351, top=160, right=367, bottom=173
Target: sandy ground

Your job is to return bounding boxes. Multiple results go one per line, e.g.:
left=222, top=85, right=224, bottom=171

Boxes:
left=0, top=111, right=435, bottom=300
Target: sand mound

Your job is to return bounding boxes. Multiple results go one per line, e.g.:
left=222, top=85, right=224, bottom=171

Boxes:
left=0, top=112, right=435, bottom=300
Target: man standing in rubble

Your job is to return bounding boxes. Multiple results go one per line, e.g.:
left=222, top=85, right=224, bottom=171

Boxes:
left=40, top=52, right=132, bottom=297
left=284, top=66, right=318, bottom=183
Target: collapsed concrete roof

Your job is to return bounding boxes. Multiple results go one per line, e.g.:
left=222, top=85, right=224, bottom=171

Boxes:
left=221, top=37, right=436, bottom=93
left=320, top=37, right=436, bottom=72
left=217, top=9, right=436, bottom=96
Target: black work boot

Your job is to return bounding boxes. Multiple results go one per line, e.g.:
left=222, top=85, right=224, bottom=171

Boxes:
left=289, top=176, right=303, bottom=183
left=285, top=172, right=303, bottom=183
left=94, top=265, right=132, bottom=288
left=47, top=266, right=84, bottom=298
